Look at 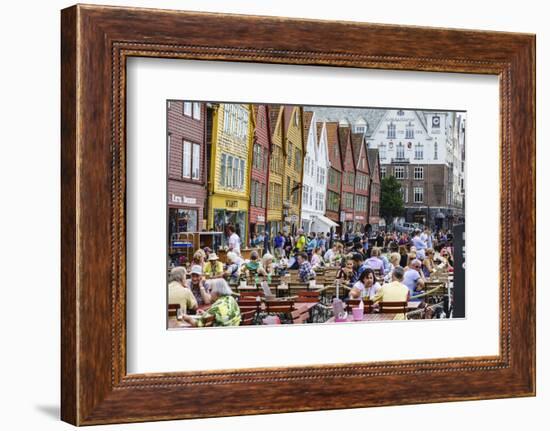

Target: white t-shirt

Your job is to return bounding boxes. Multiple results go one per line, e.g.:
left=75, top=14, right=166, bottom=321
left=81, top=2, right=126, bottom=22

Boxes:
left=228, top=232, right=241, bottom=255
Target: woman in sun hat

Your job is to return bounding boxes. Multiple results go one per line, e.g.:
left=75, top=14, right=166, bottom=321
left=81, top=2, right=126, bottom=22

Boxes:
left=203, top=252, right=224, bottom=278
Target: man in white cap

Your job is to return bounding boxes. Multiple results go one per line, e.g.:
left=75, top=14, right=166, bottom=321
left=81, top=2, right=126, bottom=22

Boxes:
left=186, top=265, right=211, bottom=306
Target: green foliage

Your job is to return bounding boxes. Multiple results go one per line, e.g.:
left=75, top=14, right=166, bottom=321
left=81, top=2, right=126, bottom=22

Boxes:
left=380, top=176, right=404, bottom=223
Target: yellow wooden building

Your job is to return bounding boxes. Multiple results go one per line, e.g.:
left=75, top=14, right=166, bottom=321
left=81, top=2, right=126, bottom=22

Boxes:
left=282, top=105, right=305, bottom=234
left=207, top=103, right=254, bottom=244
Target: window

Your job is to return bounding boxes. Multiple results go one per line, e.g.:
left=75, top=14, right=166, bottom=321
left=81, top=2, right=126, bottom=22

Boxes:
left=355, top=195, right=368, bottom=212
left=379, top=143, right=387, bottom=159
left=344, top=192, right=354, bottom=209
left=387, top=123, right=396, bottom=139
left=192, top=143, right=200, bottom=180
left=239, top=159, right=245, bottom=188
left=327, top=191, right=340, bottom=212
left=396, top=142, right=405, bottom=159
left=414, top=187, right=424, bottom=203
left=414, top=143, right=423, bottom=160
left=414, top=166, right=424, bottom=180
left=220, top=154, right=226, bottom=187
left=317, top=167, right=326, bottom=186
left=183, top=102, right=192, bottom=117
left=294, top=110, right=299, bottom=126
left=304, top=157, right=310, bottom=177
left=405, top=122, right=414, bottom=139
left=295, top=148, right=301, bottom=173
left=434, top=142, right=438, bottom=160
left=287, top=143, right=293, bottom=166
left=394, top=166, right=405, bottom=179
left=292, top=181, right=299, bottom=204
left=192, top=102, right=201, bottom=120
left=286, top=178, right=291, bottom=201
left=380, top=166, right=386, bottom=179
left=253, top=144, right=263, bottom=169
left=226, top=155, right=234, bottom=187
left=354, top=125, right=366, bottom=134
left=182, top=141, right=191, bottom=178
left=302, top=185, right=310, bottom=208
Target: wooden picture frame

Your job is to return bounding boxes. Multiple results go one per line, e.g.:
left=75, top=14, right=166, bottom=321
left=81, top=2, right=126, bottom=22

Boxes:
left=61, top=4, right=536, bottom=425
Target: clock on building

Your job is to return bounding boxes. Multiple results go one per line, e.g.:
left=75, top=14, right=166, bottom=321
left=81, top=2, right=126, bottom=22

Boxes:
left=432, top=115, right=441, bottom=128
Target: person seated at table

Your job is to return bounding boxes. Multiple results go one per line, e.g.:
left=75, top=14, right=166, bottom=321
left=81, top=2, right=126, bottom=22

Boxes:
left=310, top=247, right=325, bottom=270
left=384, top=252, right=401, bottom=283
left=262, top=253, right=275, bottom=277
left=372, top=266, right=410, bottom=319
left=181, top=278, right=241, bottom=327
left=336, top=257, right=355, bottom=285
left=404, top=251, right=417, bottom=271
left=203, top=253, right=224, bottom=278
left=168, top=266, right=197, bottom=315
left=224, top=251, right=243, bottom=283
left=349, top=252, right=366, bottom=284
left=192, top=249, right=206, bottom=270
left=324, top=242, right=342, bottom=264
left=296, top=252, right=316, bottom=282
left=364, top=247, right=385, bottom=276
left=349, top=268, right=382, bottom=300
left=241, top=250, right=266, bottom=279
left=403, top=259, right=425, bottom=301
left=422, top=248, right=437, bottom=276
left=186, top=265, right=211, bottom=306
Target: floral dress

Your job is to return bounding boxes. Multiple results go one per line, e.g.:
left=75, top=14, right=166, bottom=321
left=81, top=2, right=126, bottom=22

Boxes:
left=197, top=295, right=241, bottom=327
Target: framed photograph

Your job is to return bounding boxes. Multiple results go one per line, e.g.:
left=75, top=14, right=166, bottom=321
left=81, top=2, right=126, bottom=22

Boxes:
left=61, top=4, right=535, bottom=425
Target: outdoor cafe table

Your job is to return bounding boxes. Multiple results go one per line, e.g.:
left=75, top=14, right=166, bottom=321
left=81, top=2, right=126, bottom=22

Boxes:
left=168, top=301, right=319, bottom=328
left=325, top=313, right=398, bottom=323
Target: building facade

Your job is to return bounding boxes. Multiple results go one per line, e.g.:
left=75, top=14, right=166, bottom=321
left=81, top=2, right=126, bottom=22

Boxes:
left=301, top=112, right=333, bottom=234
left=367, top=148, right=382, bottom=231
left=266, top=105, right=284, bottom=239
left=325, top=122, right=343, bottom=233
left=351, top=132, right=371, bottom=233
left=249, top=105, right=270, bottom=239
left=338, top=124, right=356, bottom=235
left=207, top=103, right=253, bottom=243
left=366, top=109, right=465, bottom=230
left=167, top=101, right=207, bottom=241
left=282, top=105, right=305, bottom=234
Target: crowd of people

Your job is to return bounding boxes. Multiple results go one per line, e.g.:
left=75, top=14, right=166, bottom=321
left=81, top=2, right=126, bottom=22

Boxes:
left=168, top=224, right=455, bottom=327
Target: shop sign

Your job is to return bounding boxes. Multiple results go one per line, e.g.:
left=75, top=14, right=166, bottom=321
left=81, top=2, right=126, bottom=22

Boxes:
left=345, top=212, right=354, bottom=221
left=339, top=211, right=346, bottom=222
left=354, top=215, right=364, bottom=221
left=257, top=215, right=265, bottom=222
left=171, top=194, right=197, bottom=205
left=226, top=200, right=239, bottom=208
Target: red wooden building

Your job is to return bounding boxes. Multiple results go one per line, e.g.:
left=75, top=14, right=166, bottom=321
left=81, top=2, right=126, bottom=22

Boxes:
left=325, top=122, right=343, bottom=233
left=167, top=100, right=208, bottom=241
left=351, top=132, right=371, bottom=233
left=249, top=105, right=271, bottom=242
left=338, top=125, right=356, bottom=236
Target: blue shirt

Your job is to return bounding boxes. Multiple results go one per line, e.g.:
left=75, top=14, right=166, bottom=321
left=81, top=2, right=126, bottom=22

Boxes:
left=403, top=269, right=421, bottom=300
left=412, top=235, right=427, bottom=251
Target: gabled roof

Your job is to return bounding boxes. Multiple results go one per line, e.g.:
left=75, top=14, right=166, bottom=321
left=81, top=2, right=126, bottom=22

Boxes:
left=350, top=132, right=366, bottom=171
left=338, top=126, right=352, bottom=162
left=305, top=107, right=387, bottom=138
left=316, top=122, right=324, bottom=143
left=303, top=111, right=314, bottom=137
left=268, top=104, right=282, bottom=137
left=367, top=148, right=380, bottom=174
left=325, top=122, right=341, bottom=170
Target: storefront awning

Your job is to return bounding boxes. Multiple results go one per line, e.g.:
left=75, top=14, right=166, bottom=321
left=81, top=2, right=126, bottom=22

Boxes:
left=312, top=214, right=339, bottom=230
